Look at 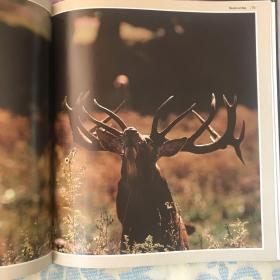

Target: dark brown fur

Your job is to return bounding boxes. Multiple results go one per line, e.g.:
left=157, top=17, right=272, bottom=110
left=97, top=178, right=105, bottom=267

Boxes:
left=116, top=136, right=190, bottom=251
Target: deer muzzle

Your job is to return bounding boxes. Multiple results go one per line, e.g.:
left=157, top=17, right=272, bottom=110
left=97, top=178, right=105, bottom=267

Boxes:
left=124, top=145, right=137, bottom=160
left=123, top=127, right=141, bottom=160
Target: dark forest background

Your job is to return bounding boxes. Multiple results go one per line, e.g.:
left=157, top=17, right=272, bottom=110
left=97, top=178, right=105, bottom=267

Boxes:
left=0, top=20, right=50, bottom=154
left=53, top=10, right=257, bottom=115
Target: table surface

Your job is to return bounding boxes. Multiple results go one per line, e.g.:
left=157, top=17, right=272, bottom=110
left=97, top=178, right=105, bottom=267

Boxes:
left=19, top=262, right=280, bottom=279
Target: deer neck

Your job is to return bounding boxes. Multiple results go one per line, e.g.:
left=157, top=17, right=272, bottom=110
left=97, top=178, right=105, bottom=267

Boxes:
left=121, top=156, right=159, bottom=184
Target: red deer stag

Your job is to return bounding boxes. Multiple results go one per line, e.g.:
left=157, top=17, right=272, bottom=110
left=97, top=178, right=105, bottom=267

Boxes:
left=65, top=93, right=245, bottom=252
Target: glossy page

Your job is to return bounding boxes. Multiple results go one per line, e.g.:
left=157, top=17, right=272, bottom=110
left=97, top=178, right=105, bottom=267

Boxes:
left=51, top=0, right=279, bottom=267
left=0, top=0, right=52, bottom=278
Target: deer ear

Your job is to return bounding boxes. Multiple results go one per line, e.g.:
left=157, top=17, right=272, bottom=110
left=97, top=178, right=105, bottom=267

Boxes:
left=96, top=129, right=123, bottom=154
left=157, top=137, right=187, bottom=157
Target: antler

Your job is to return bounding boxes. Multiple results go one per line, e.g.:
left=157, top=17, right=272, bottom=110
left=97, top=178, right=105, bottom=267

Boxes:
left=89, top=98, right=127, bottom=132
left=65, top=92, right=126, bottom=151
left=89, top=100, right=125, bottom=133
left=182, top=94, right=245, bottom=163
left=150, top=95, right=196, bottom=143
left=65, top=92, right=104, bottom=151
left=151, top=94, right=245, bottom=163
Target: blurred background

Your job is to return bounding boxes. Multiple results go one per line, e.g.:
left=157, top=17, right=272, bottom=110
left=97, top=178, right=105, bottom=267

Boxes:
left=53, top=8, right=261, bottom=254
left=53, top=9, right=257, bottom=112
left=0, top=0, right=51, bottom=265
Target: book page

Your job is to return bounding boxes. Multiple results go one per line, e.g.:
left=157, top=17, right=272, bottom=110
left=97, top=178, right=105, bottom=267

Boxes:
left=51, top=0, right=279, bottom=267
left=0, top=0, right=52, bottom=279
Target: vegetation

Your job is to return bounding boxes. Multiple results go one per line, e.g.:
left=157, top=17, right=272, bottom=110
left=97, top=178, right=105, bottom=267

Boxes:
left=204, top=219, right=249, bottom=249
left=0, top=105, right=259, bottom=263
left=0, top=109, right=51, bottom=265
left=54, top=105, right=261, bottom=254
left=55, top=148, right=118, bottom=254
left=122, top=235, right=165, bottom=254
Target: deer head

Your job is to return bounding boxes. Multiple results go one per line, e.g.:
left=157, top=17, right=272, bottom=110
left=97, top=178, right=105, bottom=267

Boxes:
left=65, top=92, right=245, bottom=166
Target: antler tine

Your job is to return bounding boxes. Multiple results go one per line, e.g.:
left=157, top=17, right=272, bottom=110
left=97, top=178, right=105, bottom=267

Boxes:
left=233, top=120, right=245, bottom=164
left=64, top=93, right=104, bottom=151
left=89, top=100, right=125, bottom=133
left=82, top=105, right=123, bottom=136
left=187, top=93, right=217, bottom=143
left=94, top=98, right=127, bottom=131
left=151, top=95, right=175, bottom=139
left=223, top=94, right=237, bottom=108
left=191, top=109, right=220, bottom=141
left=223, top=95, right=237, bottom=134
left=224, top=95, right=245, bottom=164
left=65, top=96, right=73, bottom=111
left=65, top=91, right=89, bottom=111
left=75, top=116, right=100, bottom=145
left=160, top=102, right=196, bottom=137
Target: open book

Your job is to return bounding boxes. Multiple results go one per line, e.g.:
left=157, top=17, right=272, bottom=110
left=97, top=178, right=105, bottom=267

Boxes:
left=0, top=0, right=279, bottom=278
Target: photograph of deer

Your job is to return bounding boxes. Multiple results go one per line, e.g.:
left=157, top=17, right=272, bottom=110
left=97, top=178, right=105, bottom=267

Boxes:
left=53, top=8, right=261, bottom=254
left=65, top=91, right=245, bottom=252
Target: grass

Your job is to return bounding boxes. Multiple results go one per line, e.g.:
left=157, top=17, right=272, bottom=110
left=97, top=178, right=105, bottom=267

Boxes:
left=54, top=105, right=261, bottom=254
left=0, top=102, right=261, bottom=262
left=122, top=235, right=165, bottom=254
left=203, top=219, right=249, bottom=249
left=55, top=150, right=251, bottom=254
left=55, top=148, right=118, bottom=254
left=0, top=109, right=51, bottom=265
